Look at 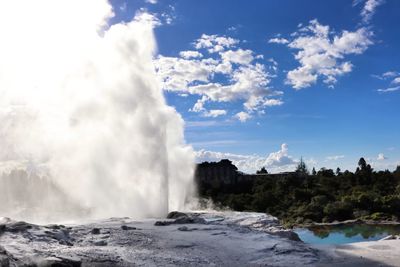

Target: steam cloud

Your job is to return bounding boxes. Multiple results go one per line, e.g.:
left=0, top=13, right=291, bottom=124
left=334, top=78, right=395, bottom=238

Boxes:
left=0, top=0, right=195, bottom=222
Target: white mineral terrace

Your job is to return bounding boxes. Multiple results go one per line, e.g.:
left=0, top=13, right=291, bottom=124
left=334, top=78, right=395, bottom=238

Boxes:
left=0, top=212, right=399, bottom=266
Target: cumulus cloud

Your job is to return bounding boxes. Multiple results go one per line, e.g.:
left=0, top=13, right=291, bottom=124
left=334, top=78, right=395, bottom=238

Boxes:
left=279, top=20, right=373, bottom=89
left=194, top=34, right=239, bottom=53
left=155, top=34, right=283, bottom=121
left=145, top=0, right=158, bottom=4
left=195, top=143, right=298, bottom=173
left=204, top=109, right=227, bottom=118
left=179, top=50, right=203, bottom=59
left=392, top=77, right=400, bottom=84
left=235, top=111, right=252, bottom=122
left=220, top=49, right=254, bottom=65
left=377, top=153, right=387, bottom=160
left=360, top=0, right=384, bottom=23
left=326, top=155, right=345, bottom=161
left=268, top=37, right=289, bottom=44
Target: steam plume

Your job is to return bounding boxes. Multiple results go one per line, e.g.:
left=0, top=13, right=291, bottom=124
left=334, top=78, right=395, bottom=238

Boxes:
left=0, top=0, right=195, bottom=222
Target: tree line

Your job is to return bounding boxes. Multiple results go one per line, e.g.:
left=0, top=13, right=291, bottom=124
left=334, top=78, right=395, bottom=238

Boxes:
left=197, top=158, right=400, bottom=226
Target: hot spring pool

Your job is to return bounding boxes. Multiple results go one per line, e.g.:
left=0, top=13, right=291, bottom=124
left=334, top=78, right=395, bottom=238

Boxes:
left=295, top=224, right=400, bottom=245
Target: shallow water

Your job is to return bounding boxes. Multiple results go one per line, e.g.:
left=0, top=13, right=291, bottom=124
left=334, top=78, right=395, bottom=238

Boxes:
left=295, top=224, right=400, bottom=244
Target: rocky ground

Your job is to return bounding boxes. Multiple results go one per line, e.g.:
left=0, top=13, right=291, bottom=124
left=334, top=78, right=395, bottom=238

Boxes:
left=0, top=212, right=398, bottom=266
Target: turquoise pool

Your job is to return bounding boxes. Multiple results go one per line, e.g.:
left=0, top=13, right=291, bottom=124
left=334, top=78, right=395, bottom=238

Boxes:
left=295, top=224, right=400, bottom=244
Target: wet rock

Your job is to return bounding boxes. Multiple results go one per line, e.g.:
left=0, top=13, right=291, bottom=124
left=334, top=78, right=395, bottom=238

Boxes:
left=39, top=256, right=81, bottom=267
left=0, top=224, right=5, bottom=233
left=154, top=221, right=171, bottom=226
left=211, top=231, right=227, bottom=235
left=6, top=221, right=33, bottom=232
left=93, top=240, right=107, bottom=246
left=43, top=228, right=73, bottom=246
left=121, top=225, right=136, bottom=230
left=193, top=217, right=207, bottom=224
left=155, top=215, right=207, bottom=226
left=269, top=230, right=302, bottom=242
left=0, top=246, right=9, bottom=267
left=174, top=216, right=207, bottom=224
left=178, top=226, right=198, bottom=231
left=167, top=211, right=189, bottom=219
left=59, top=239, right=74, bottom=246
left=174, top=217, right=195, bottom=224
left=178, top=226, right=189, bottom=231
left=45, top=224, right=63, bottom=230
left=91, top=228, right=101, bottom=235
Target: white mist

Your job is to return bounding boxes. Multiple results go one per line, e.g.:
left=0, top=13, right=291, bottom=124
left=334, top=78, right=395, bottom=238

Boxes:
left=0, top=0, right=195, bottom=223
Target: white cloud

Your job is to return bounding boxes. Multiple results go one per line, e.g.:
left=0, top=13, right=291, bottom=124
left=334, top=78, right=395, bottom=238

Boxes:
left=134, top=11, right=161, bottom=27
left=360, top=0, right=384, bottom=23
left=228, top=26, right=237, bottom=32
left=377, top=86, right=400, bottom=93
left=195, top=143, right=298, bottom=173
left=326, top=155, right=345, bottom=161
left=155, top=34, right=283, bottom=120
left=194, top=34, right=239, bottom=53
left=372, top=71, right=399, bottom=80
left=374, top=70, right=400, bottom=93
left=234, top=111, right=251, bottom=122
left=377, top=153, right=387, bottom=161
left=204, top=109, right=227, bottom=118
left=383, top=71, right=399, bottom=78
left=145, top=0, right=158, bottom=4
left=268, top=37, right=289, bottom=44
left=190, top=95, right=209, bottom=113
left=161, top=12, right=174, bottom=25
left=281, top=20, right=373, bottom=89
left=220, top=49, right=254, bottom=65
left=179, top=50, right=203, bottom=59
left=392, top=77, right=400, bottom=84
left=190, top=96, right=227, bottom=118
left=119, top=2, right=127, bottom=11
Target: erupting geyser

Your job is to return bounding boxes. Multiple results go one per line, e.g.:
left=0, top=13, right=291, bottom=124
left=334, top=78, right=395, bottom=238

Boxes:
left=0, top=0, right=195, bottom=222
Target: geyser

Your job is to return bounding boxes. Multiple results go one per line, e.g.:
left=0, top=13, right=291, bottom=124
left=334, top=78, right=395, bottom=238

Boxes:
left=0, top=0, right=195, bottom=222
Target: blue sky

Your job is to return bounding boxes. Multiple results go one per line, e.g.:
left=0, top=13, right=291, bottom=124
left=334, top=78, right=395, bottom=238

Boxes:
left=111, top=0, right=399, bottom=173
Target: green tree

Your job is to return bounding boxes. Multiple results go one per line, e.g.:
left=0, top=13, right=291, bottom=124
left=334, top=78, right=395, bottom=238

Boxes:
left=296, top=157, right=309, bottom=175
left=394, top=166, right=400, bottom=174
left=312, top=167, right=317, bottom=176
left=358, top=157, right=367, bottom=170
left=256, top=167, right=268, bottom=174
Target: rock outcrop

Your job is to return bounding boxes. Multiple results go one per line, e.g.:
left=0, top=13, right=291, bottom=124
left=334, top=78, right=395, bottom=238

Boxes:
left=0, top=212, right=318, bottom=266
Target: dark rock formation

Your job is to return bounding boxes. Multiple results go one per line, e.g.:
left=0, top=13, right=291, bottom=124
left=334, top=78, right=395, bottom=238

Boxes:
left=167, top=211, right=189, bottom=219
left=155, top=213, right=207, bottom=226
left=0, top=246, right=9, bottom=267
left=121, top=225, right=136, bottom=230
left=91, top=228, right=101, bottom=234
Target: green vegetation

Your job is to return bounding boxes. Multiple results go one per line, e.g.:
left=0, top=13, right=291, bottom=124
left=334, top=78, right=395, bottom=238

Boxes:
left=197, top=158, right=400, bottom=226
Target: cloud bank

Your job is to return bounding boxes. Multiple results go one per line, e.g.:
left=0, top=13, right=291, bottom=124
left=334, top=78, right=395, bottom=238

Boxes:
left=155, top=34, right=283, bottom=122
left=195, top=144, right=298, bottom=174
